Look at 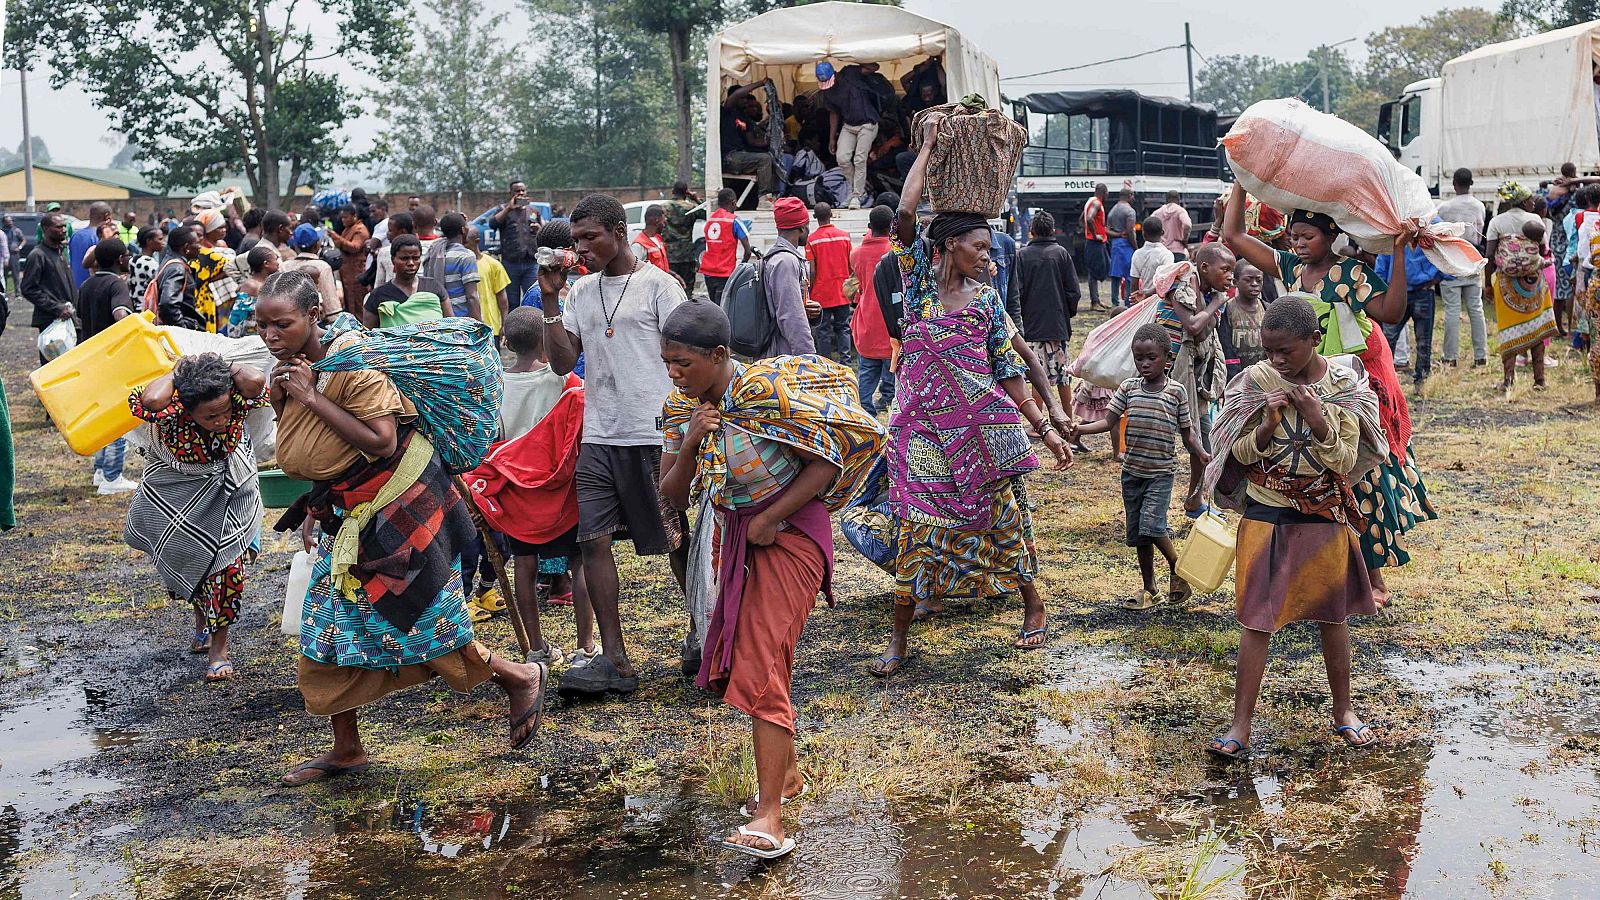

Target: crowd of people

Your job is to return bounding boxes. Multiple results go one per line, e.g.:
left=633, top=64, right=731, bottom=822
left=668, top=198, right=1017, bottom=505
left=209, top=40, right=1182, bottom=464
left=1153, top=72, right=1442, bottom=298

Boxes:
left=13, top=98, right=1600, bottom=860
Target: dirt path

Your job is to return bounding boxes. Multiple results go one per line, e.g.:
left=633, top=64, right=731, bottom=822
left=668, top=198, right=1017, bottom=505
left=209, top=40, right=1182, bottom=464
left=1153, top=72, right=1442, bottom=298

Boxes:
left=1, top=305, right=1597, bottom=899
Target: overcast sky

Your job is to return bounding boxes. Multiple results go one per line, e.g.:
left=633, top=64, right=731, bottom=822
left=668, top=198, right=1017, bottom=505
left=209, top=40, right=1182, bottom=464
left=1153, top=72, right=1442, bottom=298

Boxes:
left=0, top=0, right=1468, bottom=175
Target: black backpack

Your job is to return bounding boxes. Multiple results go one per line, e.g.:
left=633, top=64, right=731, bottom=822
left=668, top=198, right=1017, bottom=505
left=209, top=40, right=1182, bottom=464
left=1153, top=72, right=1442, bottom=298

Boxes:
left=723, top=246, right=800, bottom=358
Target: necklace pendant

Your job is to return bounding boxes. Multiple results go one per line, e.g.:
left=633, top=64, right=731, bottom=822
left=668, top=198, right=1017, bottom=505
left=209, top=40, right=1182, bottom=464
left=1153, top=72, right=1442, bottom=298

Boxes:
left=606, top=327, right=615, bottom=338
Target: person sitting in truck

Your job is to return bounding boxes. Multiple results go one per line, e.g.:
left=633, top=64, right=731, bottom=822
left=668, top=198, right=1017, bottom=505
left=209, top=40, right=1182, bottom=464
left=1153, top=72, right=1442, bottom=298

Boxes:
left=721, top=82, right=778, bottom=205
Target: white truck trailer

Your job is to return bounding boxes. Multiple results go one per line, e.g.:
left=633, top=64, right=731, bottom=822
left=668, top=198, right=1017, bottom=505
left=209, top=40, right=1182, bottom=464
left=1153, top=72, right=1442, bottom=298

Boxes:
left=703, top=1, right=1001, bottom=251
left=1379, top=20, right=1600, bottom=199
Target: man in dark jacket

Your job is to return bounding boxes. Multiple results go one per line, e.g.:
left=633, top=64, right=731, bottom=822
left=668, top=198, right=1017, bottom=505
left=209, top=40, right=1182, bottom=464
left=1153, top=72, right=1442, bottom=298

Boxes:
left=156, top=225, right=204, bottom=330
left=21, top=213, right=77, bottom=356
left=1013, top=211, right=1081, bottom=413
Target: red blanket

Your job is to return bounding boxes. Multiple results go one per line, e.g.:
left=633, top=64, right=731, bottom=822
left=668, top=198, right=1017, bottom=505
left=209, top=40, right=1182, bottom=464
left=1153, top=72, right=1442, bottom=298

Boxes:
left=462, top=375, right=583, bottom=545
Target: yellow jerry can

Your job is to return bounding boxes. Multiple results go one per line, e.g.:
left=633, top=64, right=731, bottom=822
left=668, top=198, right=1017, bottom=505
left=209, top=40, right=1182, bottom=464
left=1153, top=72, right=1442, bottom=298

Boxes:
left=30, top=311, right=180, bottom=456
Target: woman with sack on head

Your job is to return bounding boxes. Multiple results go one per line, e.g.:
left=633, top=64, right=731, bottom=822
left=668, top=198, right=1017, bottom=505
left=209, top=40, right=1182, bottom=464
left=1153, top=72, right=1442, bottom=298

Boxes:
left=1221, top=183, right=1438, bottom=608
left=255, top=270, right=546, bottom=787
left=659, top=301, right=885, bottom=860
left=869, top=113, right=1073, bottom=677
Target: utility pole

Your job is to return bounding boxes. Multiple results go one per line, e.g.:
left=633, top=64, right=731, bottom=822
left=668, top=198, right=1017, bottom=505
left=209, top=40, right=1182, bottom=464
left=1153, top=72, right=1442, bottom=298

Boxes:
left=19, top=48, right=36, bottom=212
left=1184, top=22, right=1195, bottom=102
left=1320, top=45, right=1331, bottom=113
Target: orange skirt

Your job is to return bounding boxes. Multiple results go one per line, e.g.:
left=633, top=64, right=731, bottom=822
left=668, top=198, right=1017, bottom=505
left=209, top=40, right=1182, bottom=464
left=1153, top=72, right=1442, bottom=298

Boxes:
left=297, top=640, right=494, bottom=717
left=707, top=529, right=824, bottom=734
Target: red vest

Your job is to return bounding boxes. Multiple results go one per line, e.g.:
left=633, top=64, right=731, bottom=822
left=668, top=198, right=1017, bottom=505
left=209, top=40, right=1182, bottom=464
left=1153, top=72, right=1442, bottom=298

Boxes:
left=700, top=209, right=742, bottom=278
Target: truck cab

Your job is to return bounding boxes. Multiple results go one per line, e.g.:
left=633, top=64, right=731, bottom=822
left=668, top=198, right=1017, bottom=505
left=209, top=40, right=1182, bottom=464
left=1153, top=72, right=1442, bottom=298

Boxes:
left=1011, top=90, right=1228, bottom=257
left=1377, top=77, right=1440, bottom=195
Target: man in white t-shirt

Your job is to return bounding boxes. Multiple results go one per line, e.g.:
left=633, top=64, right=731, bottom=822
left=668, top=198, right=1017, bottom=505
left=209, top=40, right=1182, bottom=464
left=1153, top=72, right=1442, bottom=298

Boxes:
left=1434, top=167, right=1489, bottom=366
left=540, top=193, right=688, bottom=695
left=1129, top=215, right=1175, bottom=296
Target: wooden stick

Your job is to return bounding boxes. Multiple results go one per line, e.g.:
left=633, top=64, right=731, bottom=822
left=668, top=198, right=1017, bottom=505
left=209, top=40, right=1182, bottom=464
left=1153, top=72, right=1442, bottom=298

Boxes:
left=453, top=474, right=532, bottom=657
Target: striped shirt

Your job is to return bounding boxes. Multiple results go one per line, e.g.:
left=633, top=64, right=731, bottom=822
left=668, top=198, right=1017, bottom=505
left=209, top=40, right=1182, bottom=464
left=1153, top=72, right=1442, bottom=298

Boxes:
left=1106, top=377, right=1192, bottom=477
left=441, top=241, right=481, bottom=316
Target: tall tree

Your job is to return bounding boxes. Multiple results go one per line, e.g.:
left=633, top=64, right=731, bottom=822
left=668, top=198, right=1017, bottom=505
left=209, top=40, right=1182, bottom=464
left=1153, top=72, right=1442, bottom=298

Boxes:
left=5, top=0, right=406, bottom=208
left=1195, top=54, right=1292, bottom=115
left=372, top=0, right=519, bottom=192
left=630, top=0, right=725, bottom=185
left=1498, top=0, right=1600, bottom=31
left=1365, top=7, right=1510, bottom=102
left=519, top=0, right=676, bottom=188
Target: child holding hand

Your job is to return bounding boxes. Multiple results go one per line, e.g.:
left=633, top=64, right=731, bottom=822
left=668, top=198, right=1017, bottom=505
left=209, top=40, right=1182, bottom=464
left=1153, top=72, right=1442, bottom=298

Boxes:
left=1071, top=324, right=1209, bottom=610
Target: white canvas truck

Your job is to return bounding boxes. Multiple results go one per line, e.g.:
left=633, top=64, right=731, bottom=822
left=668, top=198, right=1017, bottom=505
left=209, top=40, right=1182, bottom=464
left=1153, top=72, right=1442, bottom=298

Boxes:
left=1379, top=20, right=1600, bottom=199
left=704, top=0, right=1001, bottom=252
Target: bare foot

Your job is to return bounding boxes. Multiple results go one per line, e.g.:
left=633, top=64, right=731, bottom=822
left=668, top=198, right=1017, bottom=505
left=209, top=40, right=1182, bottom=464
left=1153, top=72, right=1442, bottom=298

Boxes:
left=1368, top=569, right=1390, bottom=608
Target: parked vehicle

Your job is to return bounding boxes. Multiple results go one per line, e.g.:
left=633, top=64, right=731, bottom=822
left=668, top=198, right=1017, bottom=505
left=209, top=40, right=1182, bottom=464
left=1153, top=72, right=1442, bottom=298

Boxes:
left=703, top=2, right=1000, bottom=252
left=1010, top=89, right=1229, bottom=258
left=1378, top=20, right=1600, bottom=198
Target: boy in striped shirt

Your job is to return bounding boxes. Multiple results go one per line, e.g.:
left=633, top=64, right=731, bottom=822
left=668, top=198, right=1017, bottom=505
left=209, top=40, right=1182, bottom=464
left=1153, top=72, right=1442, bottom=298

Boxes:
left=1070, top=323, right=1210, bottom=609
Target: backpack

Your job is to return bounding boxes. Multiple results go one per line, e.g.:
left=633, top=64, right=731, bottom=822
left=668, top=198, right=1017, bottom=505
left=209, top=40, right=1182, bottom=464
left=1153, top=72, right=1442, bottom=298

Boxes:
left=141, top=258, right=192, bottom=315
left=723, top=247, right=801, bottom=358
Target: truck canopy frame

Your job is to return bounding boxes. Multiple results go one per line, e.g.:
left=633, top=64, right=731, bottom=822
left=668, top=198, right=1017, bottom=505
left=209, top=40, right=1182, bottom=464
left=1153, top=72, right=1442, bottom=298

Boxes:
left=1013, top=90, right=1221, bottom=181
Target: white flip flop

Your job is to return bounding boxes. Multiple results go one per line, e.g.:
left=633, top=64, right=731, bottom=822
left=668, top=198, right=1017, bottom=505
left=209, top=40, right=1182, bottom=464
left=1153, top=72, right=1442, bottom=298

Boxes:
left=720, top=826, right=795, bottom=860
left=739, top=781, right=809, bottom=817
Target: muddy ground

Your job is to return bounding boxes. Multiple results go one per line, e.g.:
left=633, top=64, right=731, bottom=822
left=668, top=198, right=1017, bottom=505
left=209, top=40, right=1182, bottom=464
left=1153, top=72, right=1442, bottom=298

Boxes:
left=1, top=301, right=1598, bottom=900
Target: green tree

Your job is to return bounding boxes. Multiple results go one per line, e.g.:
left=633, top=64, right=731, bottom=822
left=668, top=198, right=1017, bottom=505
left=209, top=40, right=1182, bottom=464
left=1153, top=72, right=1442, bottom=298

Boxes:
left=1364, top=7, right=1510, bottom=102
left=1498, top=0, right=1600, bottom=31
left=4, top=0, right=407, bottom=207
left=1195, top=54, right=1292, bottom=115
left=629, top=0, right=726, bottom=184
left=520, top=0, right=676, bottom=188
left=372, top=0, right=519, bottom=192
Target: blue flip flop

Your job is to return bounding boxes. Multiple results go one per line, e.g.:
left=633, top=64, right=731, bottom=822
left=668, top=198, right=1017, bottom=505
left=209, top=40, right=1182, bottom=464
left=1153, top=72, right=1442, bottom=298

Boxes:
left=1014, top=625, right=1049, bottom=650
left=1334, top=723, right=1378, bottom=750
left=869, top=654, right=908, bottom=678
left=1206, top=736, right=1250, bottom=760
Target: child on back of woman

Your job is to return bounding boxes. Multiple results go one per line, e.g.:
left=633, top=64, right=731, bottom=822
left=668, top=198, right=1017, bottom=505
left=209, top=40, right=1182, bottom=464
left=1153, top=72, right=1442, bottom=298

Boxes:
left=1200, top=295, right=1387, bottom=760
left=1070, top=324, right=1209, bottom=610
left=125, top=352, right=268, bottom=681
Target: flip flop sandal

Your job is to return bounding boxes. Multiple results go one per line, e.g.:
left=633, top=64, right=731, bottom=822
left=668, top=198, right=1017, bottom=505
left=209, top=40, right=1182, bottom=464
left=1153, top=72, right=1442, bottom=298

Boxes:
left=1334, top=723, right=1378, bottom=750
left=869, top=654, right=909, bottom=678
left=476, top=589, right=507, bottom=615
left=189, top=630, right=211, bottom=654
left=911, top=601, right=944, bottom=622
left=720, top=826, right=796, bottom=860
left=509, top=661, right=549, bottom=750
left=547, top=592, right=574, bottom=607
left=740, top=782, right=810, bottom=817
left=1119, top=590, right=1161, bottom=611
left=1014, top=625, right=1049, bottom=650
left=1206, top=736, right=1250, bottom=760
left=204, top=661, right=235, bottom=682
left=281, top=760, right=372, bottom=787
left=468, top=601, right=494, bottom=625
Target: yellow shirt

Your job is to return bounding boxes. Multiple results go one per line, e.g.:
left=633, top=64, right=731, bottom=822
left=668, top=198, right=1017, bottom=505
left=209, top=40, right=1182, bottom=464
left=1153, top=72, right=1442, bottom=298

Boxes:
left=478, top=253, right=511, bottom=334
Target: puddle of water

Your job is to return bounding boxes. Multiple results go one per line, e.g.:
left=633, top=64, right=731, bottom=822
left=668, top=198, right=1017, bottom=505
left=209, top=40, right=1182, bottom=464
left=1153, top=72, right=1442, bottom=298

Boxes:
left=0, top=683, right=136, bottom=898
left=1031, top=657, right=1600, bottom=899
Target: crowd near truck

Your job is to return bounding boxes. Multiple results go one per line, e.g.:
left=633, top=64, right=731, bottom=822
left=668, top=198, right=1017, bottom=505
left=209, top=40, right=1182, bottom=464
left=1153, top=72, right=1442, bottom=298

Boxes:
left=703, top=1, right=1001, bottom=251
left=1379, top=19, right=1600, bottom=199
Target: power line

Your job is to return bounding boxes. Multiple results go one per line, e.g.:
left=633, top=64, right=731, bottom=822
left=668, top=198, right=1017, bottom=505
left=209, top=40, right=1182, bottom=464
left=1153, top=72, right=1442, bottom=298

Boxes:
left=1001, top=44, right=1186, bottom=82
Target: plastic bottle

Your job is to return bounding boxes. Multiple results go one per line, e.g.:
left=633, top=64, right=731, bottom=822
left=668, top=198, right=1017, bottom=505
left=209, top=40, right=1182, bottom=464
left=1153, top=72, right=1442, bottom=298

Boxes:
left=536, top=247, right=580, bottom=269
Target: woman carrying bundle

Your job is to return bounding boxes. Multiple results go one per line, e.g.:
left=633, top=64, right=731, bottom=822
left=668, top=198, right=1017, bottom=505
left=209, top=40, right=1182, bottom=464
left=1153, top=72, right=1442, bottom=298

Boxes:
left=256, top=270, right=546, bottom=787
left=659, top=301, right=885, bottom=860
left=125, top=353, right=267, bottom=681
left=1221, top=183, right=1437, bottom=605
left=870, top=114, right=1073, bottom=676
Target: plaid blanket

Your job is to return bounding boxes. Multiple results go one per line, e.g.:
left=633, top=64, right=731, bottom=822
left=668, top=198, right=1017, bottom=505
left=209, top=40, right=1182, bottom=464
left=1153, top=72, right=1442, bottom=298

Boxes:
left=125, top=424, right=260, bottom=600
left=277, top=430, right=477, bottom=633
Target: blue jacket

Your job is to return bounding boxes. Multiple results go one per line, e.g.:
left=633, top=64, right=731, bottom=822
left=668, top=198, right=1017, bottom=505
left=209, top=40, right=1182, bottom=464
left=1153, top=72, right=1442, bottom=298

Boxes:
left=1374, top=244, right=1443, bottom=287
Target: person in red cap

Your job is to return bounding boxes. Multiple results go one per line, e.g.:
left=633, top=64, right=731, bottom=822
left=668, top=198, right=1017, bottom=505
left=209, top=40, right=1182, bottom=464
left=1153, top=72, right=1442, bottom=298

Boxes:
left=759, top=198, right=818, bottom=358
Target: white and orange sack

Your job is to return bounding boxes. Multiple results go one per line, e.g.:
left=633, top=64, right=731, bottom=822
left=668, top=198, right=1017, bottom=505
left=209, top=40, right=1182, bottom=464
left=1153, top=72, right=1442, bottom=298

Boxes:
left=1221, top=98, right=1484, bottom=277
